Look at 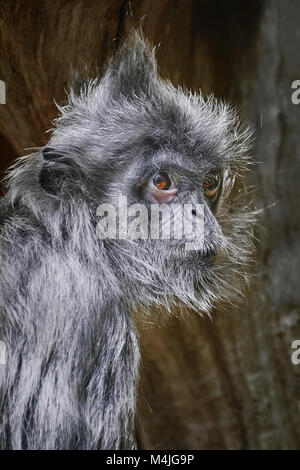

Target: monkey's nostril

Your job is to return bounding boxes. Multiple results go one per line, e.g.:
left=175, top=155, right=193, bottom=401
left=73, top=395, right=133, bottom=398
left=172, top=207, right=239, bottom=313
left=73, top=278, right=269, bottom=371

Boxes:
left=191, top=209, right=197, bottom=216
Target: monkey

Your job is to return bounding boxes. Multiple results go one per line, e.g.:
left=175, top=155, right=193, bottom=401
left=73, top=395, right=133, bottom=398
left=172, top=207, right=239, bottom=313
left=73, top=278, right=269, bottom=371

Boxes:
left=0, top=32, right=254, bottom=450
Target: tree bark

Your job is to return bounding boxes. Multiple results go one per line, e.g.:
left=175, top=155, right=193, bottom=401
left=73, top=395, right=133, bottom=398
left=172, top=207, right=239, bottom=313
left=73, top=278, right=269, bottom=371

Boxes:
left=0, top=0, right=299, bottom=449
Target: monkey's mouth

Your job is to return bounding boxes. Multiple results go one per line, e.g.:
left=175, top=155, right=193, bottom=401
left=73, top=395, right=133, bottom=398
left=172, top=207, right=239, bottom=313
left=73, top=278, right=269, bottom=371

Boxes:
left=167, top=241, right=218, bottom=266
left=201, top=250, right=218, bottom=268
left=194, top=249, right=218, bottom=266
left=201, top=244, right=218, bottom=259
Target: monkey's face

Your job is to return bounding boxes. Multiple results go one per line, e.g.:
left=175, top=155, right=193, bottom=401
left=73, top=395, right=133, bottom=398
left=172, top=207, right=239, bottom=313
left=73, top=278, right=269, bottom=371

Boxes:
left=85, top=100, right=252, bottom=314
left=104, top=142, right=224, bottom=264
left=36, top=34, right=253, bottom=314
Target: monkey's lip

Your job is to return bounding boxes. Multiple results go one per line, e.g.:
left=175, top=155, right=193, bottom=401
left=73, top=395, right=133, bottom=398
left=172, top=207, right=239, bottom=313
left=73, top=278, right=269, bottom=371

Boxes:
left=201, top=246, right=218, bottom=258
left=186, top=242, right=218, bottom=259
left=201, top=252, right=217, bottom=267
left=197, top=247, right=218, bottom=266
left=168, top=243, right=218, bottom=263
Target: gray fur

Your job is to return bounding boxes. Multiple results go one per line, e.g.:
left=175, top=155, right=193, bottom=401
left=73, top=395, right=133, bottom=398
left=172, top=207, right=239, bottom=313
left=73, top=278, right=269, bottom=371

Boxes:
left=0, top=32, right=254, bottom=449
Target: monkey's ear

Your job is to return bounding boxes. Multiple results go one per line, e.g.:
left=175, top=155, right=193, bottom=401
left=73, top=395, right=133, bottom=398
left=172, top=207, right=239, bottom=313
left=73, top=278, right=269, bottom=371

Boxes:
left=39, top=147, right=77, bottom=196
left=105, top=30, right=158, bottom=98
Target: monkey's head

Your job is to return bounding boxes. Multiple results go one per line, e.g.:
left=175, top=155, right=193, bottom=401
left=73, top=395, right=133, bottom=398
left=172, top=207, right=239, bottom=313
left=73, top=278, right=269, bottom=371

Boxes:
left=12, top=33, right=254, bottom=316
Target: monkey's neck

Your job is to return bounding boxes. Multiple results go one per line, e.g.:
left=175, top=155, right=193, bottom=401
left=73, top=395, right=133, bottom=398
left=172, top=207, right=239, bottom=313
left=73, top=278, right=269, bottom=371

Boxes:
left=81, top=299, right=140, bottom=450
left=1, top=207, right=140, bottom=449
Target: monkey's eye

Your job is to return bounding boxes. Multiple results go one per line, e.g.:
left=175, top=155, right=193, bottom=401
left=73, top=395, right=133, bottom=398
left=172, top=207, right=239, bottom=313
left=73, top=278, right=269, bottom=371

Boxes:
left=144, top=171, right=178, bottom=204
left=152, top=172, right=173, bottom=190
left=203, top=174, right=220, bottom=199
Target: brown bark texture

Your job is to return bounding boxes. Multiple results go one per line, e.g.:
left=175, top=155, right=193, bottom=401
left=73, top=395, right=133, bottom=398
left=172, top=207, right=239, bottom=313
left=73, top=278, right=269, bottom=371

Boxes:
left=0, top=0, right=299, bottom=449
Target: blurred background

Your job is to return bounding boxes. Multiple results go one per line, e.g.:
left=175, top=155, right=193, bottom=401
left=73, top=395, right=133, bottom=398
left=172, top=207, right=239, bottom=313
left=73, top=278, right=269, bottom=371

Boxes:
left=0, top=0, right=299, bottom=449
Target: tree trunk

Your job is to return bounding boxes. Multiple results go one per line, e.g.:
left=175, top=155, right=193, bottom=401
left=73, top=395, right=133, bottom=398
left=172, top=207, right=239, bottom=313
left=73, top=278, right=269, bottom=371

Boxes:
left=0, top=0, right=299, bottom=449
